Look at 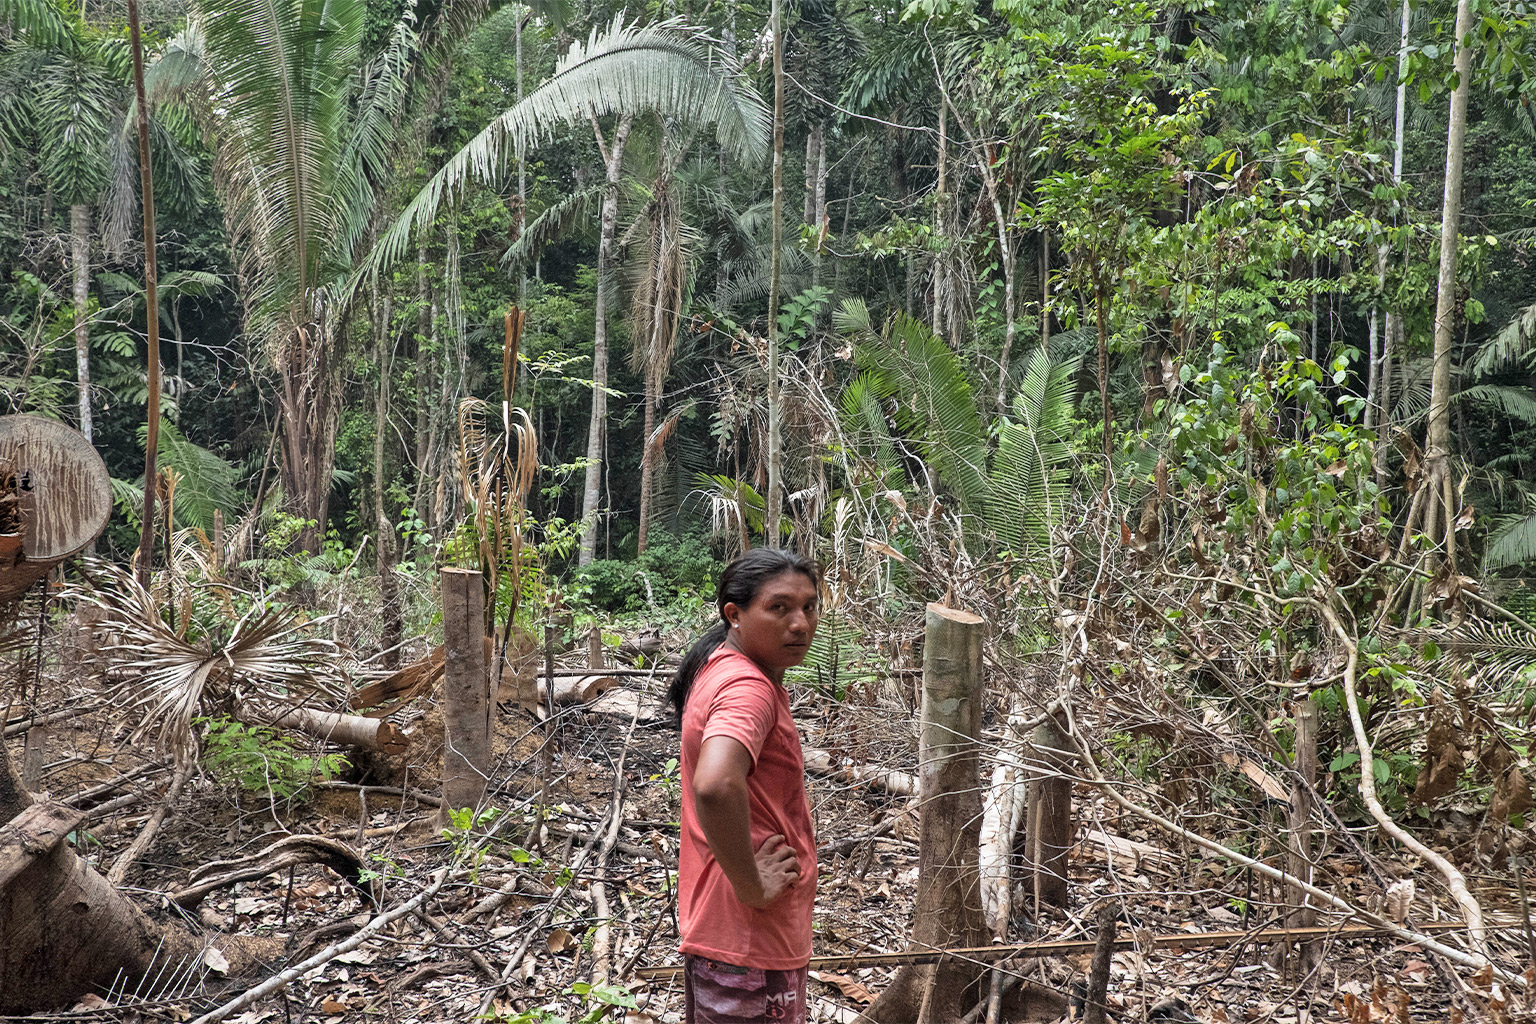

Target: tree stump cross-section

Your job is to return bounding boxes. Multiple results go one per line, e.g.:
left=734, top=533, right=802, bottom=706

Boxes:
left=0, top=802, right=86, bottom=892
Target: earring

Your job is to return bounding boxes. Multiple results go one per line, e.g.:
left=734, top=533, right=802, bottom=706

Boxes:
left=730, top=622, right=740, bottom=629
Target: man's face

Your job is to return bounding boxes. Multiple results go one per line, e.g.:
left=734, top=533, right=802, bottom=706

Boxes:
left=724, top=571, right=821, bottom=678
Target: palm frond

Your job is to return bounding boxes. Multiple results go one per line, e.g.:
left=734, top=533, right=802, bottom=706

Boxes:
left=1453, top=384, right=1536, bottom=423
left=194, top=0, right=366, bottom=325
left=1486, top=495, right=1536, bottom=572
left=501, top=180, right=606, bottom=268
left=0, top=0, right=72, bottom=46
left=839, top=371, right=904, bottom=485
left=988, top=350, right=1081, bottom=555
left=846, top=307, right=990, bottom=510
left=70, top=561, right=344, bottom=765
left=364, top=15, right=770, bottom=281
left=149, top=420, right=244, bottom=532
left=1470, top=300, right=1536, bottom=378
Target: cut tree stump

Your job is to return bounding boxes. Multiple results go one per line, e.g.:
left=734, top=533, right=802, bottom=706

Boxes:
left=866, top=603, right=989, bottom=1024
left=1024, top=710, right=1072, bottom=911
left=0, top=800, right=85, bottom=890
left=441, top=568, right=491, bottom=817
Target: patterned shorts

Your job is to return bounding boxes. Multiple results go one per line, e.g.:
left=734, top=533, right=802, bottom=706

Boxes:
left=683, top=955, right=808, bottom=1024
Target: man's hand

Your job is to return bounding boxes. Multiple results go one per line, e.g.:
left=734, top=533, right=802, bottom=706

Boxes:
left=737, top=834, right=799, bottom=908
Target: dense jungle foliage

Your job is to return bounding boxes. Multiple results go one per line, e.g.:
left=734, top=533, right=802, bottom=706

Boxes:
left=4, top=0, right=1536, bottom=847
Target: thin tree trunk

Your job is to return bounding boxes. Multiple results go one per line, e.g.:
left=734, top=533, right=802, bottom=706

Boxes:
left=514, top=2, right=527, bottom=301
left=1040, top=230, right=1050, bottom=350
left=373, top=277, right=402, bottom=668
left=578, top=114, right=633, bottom=566
left=128, top=0, right=159, bottom=587
left=765, top=0, right=786, bottom=544
left=1377, top=0, right=1410, bottom=479
left=70, top=204, right=92, bottom=446
left=638, top=379, right=657, bottom=553
left=1424, top=0, right=1475, bottom=566
left=414, top=247, right=433, bottom=537
left=1093, top=264, right=1112, bottom=467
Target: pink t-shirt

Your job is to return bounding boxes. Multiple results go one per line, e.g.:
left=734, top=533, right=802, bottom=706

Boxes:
left=679, top=647, right=816, bottom=970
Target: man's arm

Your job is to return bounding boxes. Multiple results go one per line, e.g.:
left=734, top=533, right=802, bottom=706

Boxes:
left=692, top=735, right=800, bottom=909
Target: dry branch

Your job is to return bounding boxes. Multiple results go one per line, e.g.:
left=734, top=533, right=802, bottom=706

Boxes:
left=1058, top=705, right=1525, bottom=987
left=186, top=867, right=452, bottom=1024
left=170, top=835, right=374, bottom=910
left=1314, top=600, right=1489, bottom=957
left=105, top=763, right=188, bottom=886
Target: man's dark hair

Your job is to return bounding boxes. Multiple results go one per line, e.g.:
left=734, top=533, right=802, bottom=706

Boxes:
left=668, top=547, right=821, bottom=716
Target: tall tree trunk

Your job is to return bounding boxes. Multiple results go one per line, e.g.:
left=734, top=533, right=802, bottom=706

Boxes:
left=1420, top=0, right=1475, bottom=567
left=765, top=0, right=786, bottom=544
left=373, top=273, right=402, bottom=669
left=277, top=325, right=338, bottom=555
left=128, top=0, right=159, bottom=587
left=70, top=204, right=93, bottom=446
left=578, top=114, right=633, bottom=566
left=1377, top=0, right=1411, bottom=482
left=414, top=246, right=433, bottom=537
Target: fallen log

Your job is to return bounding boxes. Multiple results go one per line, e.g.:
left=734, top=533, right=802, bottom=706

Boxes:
left=236, top=702, right=409, bottom=755
left=0, top=748, right=248, bottom=1013
left=171, top=834, right=376, bottom=911
left=532, top=673, right=620, bottom=706
left=803, top=747, right=916, bottom=798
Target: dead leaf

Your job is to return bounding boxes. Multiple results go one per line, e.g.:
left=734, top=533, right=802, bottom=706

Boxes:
left=810, top=971, right=876, bottom=1005
left=321, top=999, right=348, bottom=1015
left=71, top=995, right=111, bottom=1011
left=547, top=927, right=579, bottom=954
left=1383, top=879, right=1414, bottom=924
left=203, top=946, right=231, bottom=975
left=1490, top=766, right=1533, bottom=822
left=1412, top=699, right=1464, bottom=806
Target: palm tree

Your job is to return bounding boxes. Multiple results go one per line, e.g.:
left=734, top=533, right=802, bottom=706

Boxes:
left=147, top=0, right=470, bottom=552
left=1, top=8, right=133, bottom=445
left=368, top=15, right=769, bottom=564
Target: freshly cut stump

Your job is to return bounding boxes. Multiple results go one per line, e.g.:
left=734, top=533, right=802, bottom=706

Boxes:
left=866, top=603, right=989, bottom=1024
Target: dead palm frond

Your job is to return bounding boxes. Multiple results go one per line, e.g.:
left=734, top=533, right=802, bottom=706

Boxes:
left=456, top=308, right=538, bottom=629
left=70, top=561, right=344, bottom=765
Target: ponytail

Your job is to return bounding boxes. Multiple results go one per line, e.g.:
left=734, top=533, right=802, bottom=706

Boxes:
left=669, top=621, right=729, bottom=718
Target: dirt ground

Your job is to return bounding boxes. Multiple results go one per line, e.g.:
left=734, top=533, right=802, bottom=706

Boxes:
left=5, top=625, right=1535, bottom=1024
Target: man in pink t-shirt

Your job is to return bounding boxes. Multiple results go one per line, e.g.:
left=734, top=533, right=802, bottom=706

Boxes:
left=669, top=549, right=821, bottom=1023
